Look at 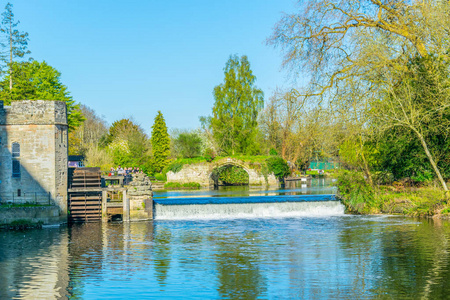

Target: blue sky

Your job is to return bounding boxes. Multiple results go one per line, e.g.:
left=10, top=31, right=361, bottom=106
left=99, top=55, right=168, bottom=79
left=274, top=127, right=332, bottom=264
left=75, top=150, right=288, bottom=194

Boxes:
left=14, top=0, right=297, bottom=134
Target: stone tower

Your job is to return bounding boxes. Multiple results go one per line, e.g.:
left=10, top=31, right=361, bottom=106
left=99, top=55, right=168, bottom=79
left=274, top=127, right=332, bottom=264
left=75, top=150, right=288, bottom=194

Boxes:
left=0, top=100, right=68, bottom=215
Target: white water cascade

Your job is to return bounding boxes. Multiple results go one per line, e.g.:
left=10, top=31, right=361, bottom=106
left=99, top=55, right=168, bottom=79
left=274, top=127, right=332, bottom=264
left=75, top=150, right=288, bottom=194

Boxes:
left=154, top=199, right=345, bottom=220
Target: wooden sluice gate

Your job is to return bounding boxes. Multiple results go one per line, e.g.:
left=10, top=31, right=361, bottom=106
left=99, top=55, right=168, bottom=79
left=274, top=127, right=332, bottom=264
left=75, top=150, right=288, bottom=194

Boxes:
left=101, top=187, right=129, bottom=222
left=68, top=167, right=153, bottom=223
left=68, top=168, right=103, bottom=223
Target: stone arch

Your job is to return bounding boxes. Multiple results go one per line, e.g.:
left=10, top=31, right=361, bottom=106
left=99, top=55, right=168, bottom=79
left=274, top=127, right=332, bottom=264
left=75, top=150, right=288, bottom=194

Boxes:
left=209, top=159, right=251, bottom=187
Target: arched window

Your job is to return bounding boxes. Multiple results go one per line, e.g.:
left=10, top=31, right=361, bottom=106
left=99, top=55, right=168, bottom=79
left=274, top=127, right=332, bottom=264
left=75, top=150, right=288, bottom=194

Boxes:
left=12, top=142, right=20, bottom=178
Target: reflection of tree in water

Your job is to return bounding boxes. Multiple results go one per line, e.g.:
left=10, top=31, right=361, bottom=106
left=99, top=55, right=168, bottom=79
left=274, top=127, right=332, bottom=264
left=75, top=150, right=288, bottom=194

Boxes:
left=214, top=230, right=267, bottom=299
left=153, top=225, right=172, bottom=286
left=338, top=218, right=450, bottom=298
left=67, top=223, right=103, bottom=299
left=371, top=219, right=450, bottom=298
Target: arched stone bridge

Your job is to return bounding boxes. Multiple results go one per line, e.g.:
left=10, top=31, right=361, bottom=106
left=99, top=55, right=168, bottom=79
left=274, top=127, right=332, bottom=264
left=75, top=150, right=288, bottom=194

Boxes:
left=166, top=157, right=278, bottom=187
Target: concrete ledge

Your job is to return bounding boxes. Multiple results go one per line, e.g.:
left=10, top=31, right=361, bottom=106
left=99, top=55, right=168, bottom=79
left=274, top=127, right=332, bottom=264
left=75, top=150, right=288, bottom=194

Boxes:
left=0, top=206, right=65, bottom=225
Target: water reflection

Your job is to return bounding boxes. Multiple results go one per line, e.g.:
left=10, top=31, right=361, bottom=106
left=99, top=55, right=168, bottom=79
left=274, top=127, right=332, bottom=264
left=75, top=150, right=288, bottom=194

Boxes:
left=154, top=178, right=337, bottom=199
left=1, top=216, right=450, bottom=298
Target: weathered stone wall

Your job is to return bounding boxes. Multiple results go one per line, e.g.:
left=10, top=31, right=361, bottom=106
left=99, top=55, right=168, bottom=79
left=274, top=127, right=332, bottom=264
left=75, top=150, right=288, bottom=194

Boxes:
left=0, top=206, right=65, bottom=225
left=128, top=173, right=153, bottom=220
left=166, top=159, right=279, bottom=187
left=0, top=100, right=68, bottom=215
left=167, top=163, right=211, bottom=186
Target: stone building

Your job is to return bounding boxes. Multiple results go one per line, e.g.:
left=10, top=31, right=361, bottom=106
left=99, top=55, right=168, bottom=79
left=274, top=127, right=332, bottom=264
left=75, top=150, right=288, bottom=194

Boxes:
left=0, top=100, right=68, bottom=215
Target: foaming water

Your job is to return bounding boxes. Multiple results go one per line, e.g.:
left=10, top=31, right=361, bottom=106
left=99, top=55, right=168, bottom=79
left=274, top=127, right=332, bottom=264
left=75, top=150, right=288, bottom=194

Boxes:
left=154, top=200, right=345, bottom=220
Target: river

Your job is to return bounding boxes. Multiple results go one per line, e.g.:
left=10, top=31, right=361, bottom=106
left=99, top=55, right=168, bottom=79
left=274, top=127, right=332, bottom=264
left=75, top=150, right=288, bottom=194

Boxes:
left=1, top=179, right=450, bottom=299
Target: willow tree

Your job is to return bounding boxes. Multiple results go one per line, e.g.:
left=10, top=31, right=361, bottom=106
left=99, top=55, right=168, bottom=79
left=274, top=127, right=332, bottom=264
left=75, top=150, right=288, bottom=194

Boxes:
left=269, top=0, right=450, bottom=190
left=211, top=55, right=264, bottom=155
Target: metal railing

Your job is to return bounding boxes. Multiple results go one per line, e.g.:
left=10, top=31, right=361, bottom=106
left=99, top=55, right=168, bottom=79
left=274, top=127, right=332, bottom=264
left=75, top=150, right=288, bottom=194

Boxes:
left=0, top=191, right=52, bottom=206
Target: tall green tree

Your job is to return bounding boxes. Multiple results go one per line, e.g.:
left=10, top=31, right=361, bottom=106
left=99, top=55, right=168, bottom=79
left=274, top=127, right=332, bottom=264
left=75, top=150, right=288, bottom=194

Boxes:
left=151, top=111, right=170, bottom=172
left=173, top=131, right=203, bottom=158
left=1, top=2, right=30, bottom=90
left=211, top=55, right=264, bottom=155
left=0, top=60, right=84, bottom=131
left=101, top=118, right=150, bottom=168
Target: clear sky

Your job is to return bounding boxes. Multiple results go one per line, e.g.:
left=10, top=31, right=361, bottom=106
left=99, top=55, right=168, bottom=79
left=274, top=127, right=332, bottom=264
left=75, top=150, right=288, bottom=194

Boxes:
left=13, top=0, right=297, bottom=134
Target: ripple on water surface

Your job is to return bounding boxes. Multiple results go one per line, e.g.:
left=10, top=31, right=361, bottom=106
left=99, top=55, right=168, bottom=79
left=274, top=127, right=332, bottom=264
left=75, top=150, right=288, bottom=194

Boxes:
left=1, top=215, right=450, bottom=299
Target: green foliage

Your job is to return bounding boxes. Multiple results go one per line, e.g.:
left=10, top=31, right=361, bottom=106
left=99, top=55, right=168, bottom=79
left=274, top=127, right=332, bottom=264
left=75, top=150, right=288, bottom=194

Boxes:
left=211, top=55, right=264, bottom=155
left=154, top=173, right=167, bottom=182
left=166, top=161, right=184, bottom=173
left=203, top=148, right=216, bottom=162
left=164, top=182, right=201, bottom=190
left=411, top=170, right=434, bottom=184
left=269, top=148, right=278, bottom=156
left=101, top=118, right=150, bottom=169
left=374, top=126, right=450, bottom=183
left=266, top=156, right=290, bottom=180
left=151, top=111, right=171, bottom=172
left=214, top=165, right=249, bottom=185
left=0, top=60, right=84, bottom=131
left=174, top=132, right=202, bottom=158
left=337, top=170, right=377, bottom=214
left=1, top=3, right=30, bottom=77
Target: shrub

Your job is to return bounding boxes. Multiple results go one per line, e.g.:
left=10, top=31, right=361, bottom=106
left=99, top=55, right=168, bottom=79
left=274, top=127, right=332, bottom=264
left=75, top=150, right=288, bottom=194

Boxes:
left=203, top=148, right=216, bottom=162
left=266, top=156, right=290, bottom=180
left=215, top=165, right=249, bottom=185
left=174, top=132, right=203, bottom=158
left=164, top=182, right=201, bottom=190
left=337, top=170, right=377, bottom=214
left=166, top=161, right=184, bottom=173
left=154, top=173, right=167, bottom=181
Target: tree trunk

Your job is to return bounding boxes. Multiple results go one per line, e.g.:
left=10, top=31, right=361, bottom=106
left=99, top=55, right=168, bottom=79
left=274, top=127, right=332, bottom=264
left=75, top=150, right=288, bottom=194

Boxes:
left=9, top=20, right=12, bottom=91
left=359, top=135, right=374, bottom=187
left=412, top=127, right=449, bottom=192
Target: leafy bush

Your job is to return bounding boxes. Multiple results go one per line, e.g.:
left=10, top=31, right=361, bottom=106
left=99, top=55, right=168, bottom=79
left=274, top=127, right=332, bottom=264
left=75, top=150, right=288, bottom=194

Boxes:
left=203, top=148, right=216, bottom=162
left=411, top=170, right=433, bottom=184
left=269, top=148, right=278, bottom=156
left=215, top=165, right=249, bottom=185
left=166, top=161, right=184, bottom=173
left=174, top=132, right=203, bottom=158
left=372, top=171, right=395, bottom=185
left=266, top=156, right=290, bottom=180
left=337, top=170, right=377, bottom=214
left=154, top=173, right=167, bottom=181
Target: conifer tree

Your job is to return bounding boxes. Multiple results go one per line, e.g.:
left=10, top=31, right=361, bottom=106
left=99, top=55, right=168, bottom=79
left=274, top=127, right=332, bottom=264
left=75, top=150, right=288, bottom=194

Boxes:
left=1, top=2, right=30, bottom=90
left=151, top=111, right=170, bottom=172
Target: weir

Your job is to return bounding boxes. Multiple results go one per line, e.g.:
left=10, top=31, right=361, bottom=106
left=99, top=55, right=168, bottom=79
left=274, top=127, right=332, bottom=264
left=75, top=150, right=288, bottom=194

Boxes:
left=153, top=194, right=344, bottom=220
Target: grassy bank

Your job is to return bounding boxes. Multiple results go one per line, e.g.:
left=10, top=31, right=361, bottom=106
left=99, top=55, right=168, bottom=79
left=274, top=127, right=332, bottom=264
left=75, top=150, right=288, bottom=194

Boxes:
left=164, top=182, right=201, bottom=190
left=337, top=170, right=449, bottom=217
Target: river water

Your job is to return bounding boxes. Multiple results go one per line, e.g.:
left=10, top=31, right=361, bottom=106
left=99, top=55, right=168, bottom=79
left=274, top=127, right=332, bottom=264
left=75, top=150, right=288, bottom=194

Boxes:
left=1, top=180, right=450, bottom=299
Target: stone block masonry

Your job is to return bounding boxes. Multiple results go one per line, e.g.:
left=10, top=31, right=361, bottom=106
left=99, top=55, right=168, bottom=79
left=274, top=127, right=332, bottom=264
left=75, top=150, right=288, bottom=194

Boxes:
left=0, top=100, right=68, bottom=218
left=128, top=173, right=153, bottom=220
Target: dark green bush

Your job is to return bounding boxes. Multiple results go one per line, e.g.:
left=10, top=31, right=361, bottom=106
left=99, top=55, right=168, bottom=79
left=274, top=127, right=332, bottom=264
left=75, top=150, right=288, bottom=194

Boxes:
left=216, top=165, right=249, bottom=185
left=266, top=157, right=290, bottom=180
left=337, top=170, right=377, bottom=214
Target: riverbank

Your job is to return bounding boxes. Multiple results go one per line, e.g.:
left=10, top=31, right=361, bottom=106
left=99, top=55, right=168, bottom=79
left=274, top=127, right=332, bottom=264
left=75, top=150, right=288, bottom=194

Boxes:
left=0, top=205, right=65, bottom=229
left=337, top=171, right=449, bottom=217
